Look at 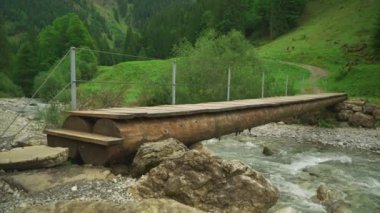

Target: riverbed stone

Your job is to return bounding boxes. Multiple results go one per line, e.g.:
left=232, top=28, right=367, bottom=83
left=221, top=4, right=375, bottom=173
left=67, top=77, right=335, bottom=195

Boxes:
left=263, top=146, right=275, bottom=156
left=274, top=206, right=301, bottom=213
left=337, top=110, right=353, bottom=121
left=129, top=150, right=279, bottom=212
left=363, top=104, right=376, bottom=114
left=131, top=138, right=188, bottom=177
left=348, top=112, right=375, bottom=128
left=2, top=165, right=113, bottom=192
left=373, top=108, right=380, bottom=120
left=15, top=199, right=204, bottom=213
left=351, top=106, right=362, bottom=112
left=316, top=183, right=343, bottom=204
left=0, top=145, right=68, bottom=170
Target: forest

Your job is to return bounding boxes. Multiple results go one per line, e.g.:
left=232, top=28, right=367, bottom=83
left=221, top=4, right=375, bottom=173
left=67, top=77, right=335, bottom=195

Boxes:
left=0, top=0, right=308, bottom=98
left=0, top=0, right=379, bottom=103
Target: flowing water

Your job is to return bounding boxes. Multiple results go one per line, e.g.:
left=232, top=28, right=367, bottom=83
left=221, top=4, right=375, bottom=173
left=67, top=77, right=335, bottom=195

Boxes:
left=204, top=134, right=380, bottom=212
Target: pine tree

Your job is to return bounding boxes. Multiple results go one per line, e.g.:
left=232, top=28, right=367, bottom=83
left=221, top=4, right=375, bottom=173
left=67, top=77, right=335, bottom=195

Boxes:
left=373, top=11, right=380, bottom=56
left=14, top=28, right=39, bottom=95
left=0, top=18, right=12, bottom=75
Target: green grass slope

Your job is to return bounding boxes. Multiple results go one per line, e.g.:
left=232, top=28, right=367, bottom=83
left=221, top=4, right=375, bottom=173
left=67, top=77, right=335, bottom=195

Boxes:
left=79, top=58, right=309, bottom=106
left=258, top=0, right=380, bottom=100
left=78, top=60, right=172, bottom=106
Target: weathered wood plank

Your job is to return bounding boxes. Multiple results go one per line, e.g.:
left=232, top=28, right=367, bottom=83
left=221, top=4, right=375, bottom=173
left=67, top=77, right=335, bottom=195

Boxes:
left=66, top=93, right=346, bottom=119
left=44, top=129, right=123, bottom=146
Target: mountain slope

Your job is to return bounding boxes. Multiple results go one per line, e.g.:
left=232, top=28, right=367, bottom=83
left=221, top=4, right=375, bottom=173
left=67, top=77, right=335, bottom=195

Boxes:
left=257, top=0, right=380, bottom=100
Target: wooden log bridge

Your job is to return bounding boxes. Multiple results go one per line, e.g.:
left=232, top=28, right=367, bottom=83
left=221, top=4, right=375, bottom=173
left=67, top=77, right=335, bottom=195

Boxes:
left=45, top=93, right=347, bottom=165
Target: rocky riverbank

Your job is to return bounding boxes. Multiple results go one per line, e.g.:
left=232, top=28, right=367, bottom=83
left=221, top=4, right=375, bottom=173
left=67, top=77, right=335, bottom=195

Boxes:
left=243, top=122, right=380, bottom=153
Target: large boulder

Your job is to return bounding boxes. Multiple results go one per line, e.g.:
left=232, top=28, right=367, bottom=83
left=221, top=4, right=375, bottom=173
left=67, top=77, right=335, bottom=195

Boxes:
left=129, top=150, right=279, bottom=213
left=0, top=145, right=68, bottom=170
left=348, top=112, right=376, bottom=128
left=15, top=199, right=204, bottom=213
left=336, top=110, right=353, bottom=121
left=131, top=138, right=188, bottom=177
left=373, top=108, right=380, bottom=120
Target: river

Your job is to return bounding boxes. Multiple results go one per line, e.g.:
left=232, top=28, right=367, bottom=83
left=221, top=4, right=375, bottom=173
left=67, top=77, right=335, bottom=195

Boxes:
left=204, top=133, right=380, bottom=212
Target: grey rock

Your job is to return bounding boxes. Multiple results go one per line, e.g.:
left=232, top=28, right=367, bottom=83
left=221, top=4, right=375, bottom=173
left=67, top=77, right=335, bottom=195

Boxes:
left=15, top=199, right=204, bottom=213
left=274, top=206, right=301, bottom=213
left=263, top=146, right=275, bottom=156
left=131, top=138, right=188, bottom=177
left=363, top=104, right=377, bottom=114
left=351, top=106, right=362, bottom=112
left=337, top=110, right=353, bottom=121
left=2, top=165, right=113, bottom=192
left=348, top=112, right=376, bottom=128
left=373, top=108, right=380, bottom=120
left=0, top=145, right=68, bottom=170
left=129, top=150, right=279, bottom=213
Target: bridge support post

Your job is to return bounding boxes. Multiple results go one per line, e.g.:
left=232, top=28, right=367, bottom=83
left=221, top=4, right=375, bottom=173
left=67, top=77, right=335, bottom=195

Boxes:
left=172, top=60, right=176, bottom=105
left=227, top=66, right=231, bottom=101
left=70, top=47, right=77, bottom=110
left=285, top=75, right=289, bottom=96
left=261, top=71, right=265, bottom=98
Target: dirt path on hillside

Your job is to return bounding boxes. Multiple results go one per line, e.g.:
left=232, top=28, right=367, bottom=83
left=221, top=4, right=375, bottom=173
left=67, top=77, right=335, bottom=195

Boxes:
left=280, top=61, right=328, bottom=94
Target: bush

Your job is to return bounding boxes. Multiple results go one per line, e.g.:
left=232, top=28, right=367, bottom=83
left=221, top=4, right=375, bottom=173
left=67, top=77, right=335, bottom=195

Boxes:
left=0, top=73, right=23, bottom=97
left=173, top=30, right=261, bottom=103
left=36, top=102, right=67, bottom=128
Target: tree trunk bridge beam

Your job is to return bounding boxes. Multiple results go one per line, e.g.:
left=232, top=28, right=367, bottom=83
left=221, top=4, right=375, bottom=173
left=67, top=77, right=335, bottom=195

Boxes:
left=46, top=93, right=347, bottom=165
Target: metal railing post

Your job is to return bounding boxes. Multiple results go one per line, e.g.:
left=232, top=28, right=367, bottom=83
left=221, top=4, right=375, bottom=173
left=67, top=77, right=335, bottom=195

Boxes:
left=261, top=71, right=265, bottom=98
left=285, top=75, right=289, bottom=96
left=227, top=66, right=231, bottom=101
left=172, top=60, right=176, bottom=105
left=70, top=47, right=77, bottom=110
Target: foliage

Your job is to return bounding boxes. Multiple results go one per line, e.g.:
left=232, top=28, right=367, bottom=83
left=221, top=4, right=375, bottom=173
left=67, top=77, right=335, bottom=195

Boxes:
left=173, top=30, right=261, bottom=103
left=36, top=102, right=67, bottom=128
left=78, top=60, right=172, bottom=106
left=38, top=13, right=96, bottom=70
left=372, top=10, right=380, bottom=56
left=0, top=73, right=23, bottom=97
left=77, top=83, right=129, bottom=109
left=318, top=119, right=335, bottom=129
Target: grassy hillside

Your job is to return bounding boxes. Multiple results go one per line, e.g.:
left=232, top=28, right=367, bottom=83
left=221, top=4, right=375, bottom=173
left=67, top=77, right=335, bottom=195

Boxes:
left=78, top=0, right=379, bottom=106
left=78, top=58, right=309, bottom=106
left=257, top=0, right=380, bottom=100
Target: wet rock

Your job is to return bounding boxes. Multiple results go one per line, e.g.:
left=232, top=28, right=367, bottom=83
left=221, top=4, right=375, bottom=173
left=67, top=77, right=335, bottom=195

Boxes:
left=2, top=165, right=114, bottom=192
left=351, top=106, right=362, bottom=112
left=128, top=199, right=204, bottom=213
left=131, top=138, right=188, bottom=177
left=344, top=100, right=366, bottom=106
left=327, top=200, right=352, bottom=213
left=373, top=108, right=380, bottom=120
left=263, top=146, right=275, bottom=156
left=363, top=104, right=376, bottom=115
left=316, top=183, right=343, bottom=204
left=274, top=206, right=300, bottom=213
left=189, top=142, right=215, bottom=156
left=0, top=145, right=68, bottom=170
left=15, top=199, right=204, bottom=213
left=110, top=164, right=130, bottom=176
left=129, top=150, right=279, bottom=212
left=337, top=110, right=353, bottom=121
left=348, top=112, right=375, bottom=128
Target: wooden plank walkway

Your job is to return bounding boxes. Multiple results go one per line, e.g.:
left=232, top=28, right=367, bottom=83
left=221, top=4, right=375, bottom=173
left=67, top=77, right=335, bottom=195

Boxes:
left=67, top=93, right=346, bottom=119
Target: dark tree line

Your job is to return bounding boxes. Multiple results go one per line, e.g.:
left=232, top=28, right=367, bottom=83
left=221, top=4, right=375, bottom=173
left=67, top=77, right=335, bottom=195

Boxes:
left=0, top=0, right=308, bottom=97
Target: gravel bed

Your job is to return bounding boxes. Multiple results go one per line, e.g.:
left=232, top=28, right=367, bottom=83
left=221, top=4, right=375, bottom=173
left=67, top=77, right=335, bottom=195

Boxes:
left=0, top=171, right=136, bottom=213
left=245, top=123, right=380, bottom=153
left=0, top=98, right=47, bottom=151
